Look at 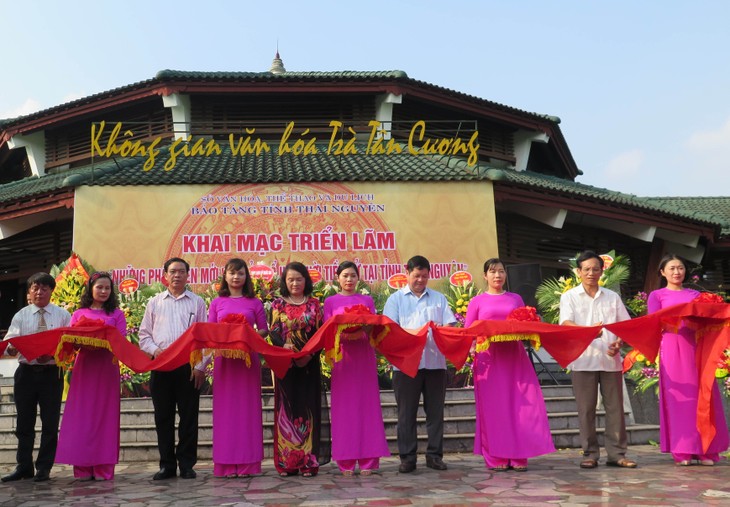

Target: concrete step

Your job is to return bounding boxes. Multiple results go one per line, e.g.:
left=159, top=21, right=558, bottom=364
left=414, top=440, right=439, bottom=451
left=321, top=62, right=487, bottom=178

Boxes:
left=0, top=386, right=659, bottom=463
left=0, top=409, right=632, bottom=446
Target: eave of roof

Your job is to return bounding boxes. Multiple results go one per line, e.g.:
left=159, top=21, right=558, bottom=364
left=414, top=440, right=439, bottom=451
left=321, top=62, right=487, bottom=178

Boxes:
left=644, top=196, right=730, bottom=237
left=0, top=146, right=487, bottom=212
left=483, top=168, right=721, bottom=237
left=0, top=150, right=722, bottom=241
left=0, top=69, right=566, bottom=146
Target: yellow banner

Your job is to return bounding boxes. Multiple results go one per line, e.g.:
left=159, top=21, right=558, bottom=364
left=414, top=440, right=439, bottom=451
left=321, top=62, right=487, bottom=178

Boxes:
left=73, top=181, right=497, bottom=287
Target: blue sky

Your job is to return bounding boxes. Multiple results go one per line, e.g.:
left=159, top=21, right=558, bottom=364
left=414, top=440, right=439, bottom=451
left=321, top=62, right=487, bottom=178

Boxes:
left=1, top=0, right=728, bottom=197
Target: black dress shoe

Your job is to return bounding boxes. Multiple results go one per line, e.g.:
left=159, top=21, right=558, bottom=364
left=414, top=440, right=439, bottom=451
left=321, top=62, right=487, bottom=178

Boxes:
left=398, top=461, right=416, bottom=473
left=426, top=456, right=447, bottom=470
left=1, top=468, right=34, bottom=482
left=179, top=468, right=197, bottom=479
left=33, top=470, right=51, bottom=482
left=152, top=468, right=177, bottom=480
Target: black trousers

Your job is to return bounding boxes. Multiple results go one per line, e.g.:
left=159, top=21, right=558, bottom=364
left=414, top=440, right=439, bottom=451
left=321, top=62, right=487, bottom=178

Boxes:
left=13, top=364, right=63, bottom=473
left=392, top=369, right=446, bottom=464
left=150, top=365, right=200, bottom=471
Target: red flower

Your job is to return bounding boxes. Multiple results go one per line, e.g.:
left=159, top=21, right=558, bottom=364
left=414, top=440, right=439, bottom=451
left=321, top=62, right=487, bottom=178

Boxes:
left=507, top=306, right=540, bottom=322
left=694, top=292, right=725, bottom=304
left=343, top=304, right=373, bottom=315
left=72, top=315, right=106, bottom=327
left=221, top=313, right=248, bottom=325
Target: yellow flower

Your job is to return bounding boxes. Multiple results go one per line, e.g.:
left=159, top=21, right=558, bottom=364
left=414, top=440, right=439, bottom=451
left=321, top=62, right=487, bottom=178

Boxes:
left=716, top=368, right=729, bottom=379
left=636, top=354, right=645, bottom=362
left=456, top=298, right=464, bottom=306
left=645, top=360, right=651, bottom=366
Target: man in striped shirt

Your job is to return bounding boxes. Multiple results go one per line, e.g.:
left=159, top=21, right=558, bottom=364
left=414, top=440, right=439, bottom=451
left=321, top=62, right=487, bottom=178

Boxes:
left=1, top=273, right=71, bottom=483
left=139, top=258, right=207, bottom=480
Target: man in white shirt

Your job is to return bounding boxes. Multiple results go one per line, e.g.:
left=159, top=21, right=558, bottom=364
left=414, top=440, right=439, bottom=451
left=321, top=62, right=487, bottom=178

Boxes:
left=1, top=273, right=71, bottom=482
left=138, top=258, right=207, bottom=480
left=559, top=250, right=636, bottom=469
left=383, top=255, right=456, bottom=473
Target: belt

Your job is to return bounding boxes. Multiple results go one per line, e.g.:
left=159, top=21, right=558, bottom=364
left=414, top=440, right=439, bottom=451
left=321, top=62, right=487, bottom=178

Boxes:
left=19, top=363, right=58, bottom=372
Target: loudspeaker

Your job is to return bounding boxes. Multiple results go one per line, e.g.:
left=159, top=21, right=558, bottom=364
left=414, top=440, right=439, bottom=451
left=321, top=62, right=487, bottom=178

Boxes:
left=506, top=263, right=542, bottom=307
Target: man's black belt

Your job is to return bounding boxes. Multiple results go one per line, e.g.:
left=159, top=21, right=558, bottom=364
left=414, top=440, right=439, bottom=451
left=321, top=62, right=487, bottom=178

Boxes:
left=19, top=363, right=58, bottom=372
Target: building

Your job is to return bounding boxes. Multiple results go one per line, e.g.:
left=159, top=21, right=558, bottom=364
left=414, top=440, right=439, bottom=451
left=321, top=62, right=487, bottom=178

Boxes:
left=1, top=54, right=727, bottom=331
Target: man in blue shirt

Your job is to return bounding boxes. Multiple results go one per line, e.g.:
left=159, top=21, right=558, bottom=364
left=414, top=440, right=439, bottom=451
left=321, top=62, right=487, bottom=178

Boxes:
left=383, top=255, right=456, bottom=473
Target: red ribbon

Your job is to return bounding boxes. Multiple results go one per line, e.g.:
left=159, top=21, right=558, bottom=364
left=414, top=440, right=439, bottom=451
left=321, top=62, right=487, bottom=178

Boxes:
left=6, top=299, right=727, bottom=450
left=607, top=301, right=730, bottom=452
left=430, top=320, right=603, bottom=370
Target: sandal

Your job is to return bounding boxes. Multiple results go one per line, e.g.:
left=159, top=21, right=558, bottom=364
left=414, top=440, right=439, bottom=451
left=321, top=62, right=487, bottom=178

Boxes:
left=342, top=470, right=354, bottom=477
left=699, top=460, right=715, bottom=466
left=606, top=458, right=637, bottom=468
left=512, top=466, right=528, bottom=472
left=675, top=460, right=692, bottom=466
left=359, top=469, right=373, bottom=476
left=580, top=459, right=598, bottom=469
left=302, top=471, right=315, bottom=478
left=490, top=465, right=509, bottom=471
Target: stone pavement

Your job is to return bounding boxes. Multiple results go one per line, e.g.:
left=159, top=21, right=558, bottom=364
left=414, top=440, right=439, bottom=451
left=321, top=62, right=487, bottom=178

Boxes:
left=0, top=446, right=728, bottom=506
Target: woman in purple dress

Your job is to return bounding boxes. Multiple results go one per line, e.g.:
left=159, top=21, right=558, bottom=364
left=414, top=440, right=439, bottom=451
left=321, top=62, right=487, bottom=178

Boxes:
left=323, top=261, right=390, bottom=476
left=464, top=258, right=555, bottom=472
left=269, top=262, right=326, bottom=477
left=56, top=272, right=127, bottom=481
left=647, top=253, right=729, bottom=466
left=208, top=258, right=269, bottom=478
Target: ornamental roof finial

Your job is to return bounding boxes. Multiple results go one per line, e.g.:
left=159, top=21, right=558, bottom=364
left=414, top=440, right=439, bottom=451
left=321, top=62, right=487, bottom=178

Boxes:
left=269, top=44, right=286, bottom=74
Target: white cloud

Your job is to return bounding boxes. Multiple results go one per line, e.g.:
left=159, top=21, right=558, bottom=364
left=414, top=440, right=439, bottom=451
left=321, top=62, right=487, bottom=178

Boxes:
left=685, top=118, right=730, bottom=151
left=603, top=149, right=645, bottom=179
left=0, top=98, right=43, bottom=119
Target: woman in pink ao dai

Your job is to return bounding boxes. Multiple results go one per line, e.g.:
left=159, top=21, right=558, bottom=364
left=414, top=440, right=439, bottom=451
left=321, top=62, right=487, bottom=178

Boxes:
left=208, top=258, right=269, bottom=478
left=323, top=261, right=389, bottom=476
left=465, top=258, right=555, bottom=472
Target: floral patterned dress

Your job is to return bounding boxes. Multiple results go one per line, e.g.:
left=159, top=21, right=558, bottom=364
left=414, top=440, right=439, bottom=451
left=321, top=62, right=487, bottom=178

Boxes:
left=269, top=296, right=327, bottom=475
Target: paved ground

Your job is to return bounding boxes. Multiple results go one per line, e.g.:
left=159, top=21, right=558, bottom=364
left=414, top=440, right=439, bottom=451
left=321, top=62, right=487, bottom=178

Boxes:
left=1, top=446, right=729, bottom=506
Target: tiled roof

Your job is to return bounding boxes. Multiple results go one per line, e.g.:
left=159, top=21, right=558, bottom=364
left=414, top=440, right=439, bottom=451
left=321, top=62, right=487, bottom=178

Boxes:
left=645, top=196, right=730, bottom=236
left=155, top=69, right=410, bottom=80
left=0, top=146, right=486, bottom=204
left=0, top=70, right=560, bottom=128
left=0, top=169, right=82, bottom=202
left=0, top=151, right=722, bottom=236
left=483, top=168, right=721, bottom=227
left=155, top=69, right=562, bottom=123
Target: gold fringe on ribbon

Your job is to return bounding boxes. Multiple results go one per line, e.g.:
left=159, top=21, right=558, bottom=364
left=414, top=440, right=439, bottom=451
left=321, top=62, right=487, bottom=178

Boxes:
left=694, top=321, right=730, bottom=340
left=476, top=334, right=541, bottom=353
left=54, top=334, right=113, bottom=370
left=369, top=326, right=390, bottom=349
left=325, top=323, right=365, bottom=366
left=662, top=323, right=681, bottom=334
left=663, top=319, right=729, bottom=338
left=189, top=348, right=251, bottom=370
left=474, top=336, right=490, bottom=353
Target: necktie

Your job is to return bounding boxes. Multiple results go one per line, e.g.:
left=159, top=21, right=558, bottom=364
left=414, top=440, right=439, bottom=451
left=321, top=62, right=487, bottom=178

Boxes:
left=37, top=308, right=48, bottom=332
